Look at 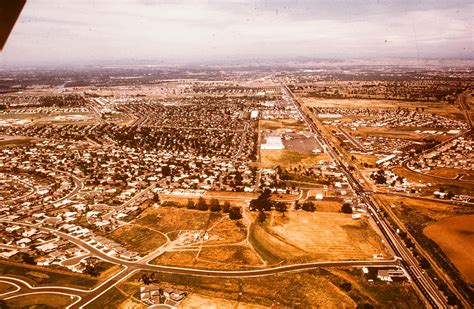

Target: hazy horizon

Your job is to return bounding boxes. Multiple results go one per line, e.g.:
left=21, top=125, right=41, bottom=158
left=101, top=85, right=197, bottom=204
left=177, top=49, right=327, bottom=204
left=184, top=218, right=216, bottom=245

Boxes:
left=0, top=0, right=472, bottom=67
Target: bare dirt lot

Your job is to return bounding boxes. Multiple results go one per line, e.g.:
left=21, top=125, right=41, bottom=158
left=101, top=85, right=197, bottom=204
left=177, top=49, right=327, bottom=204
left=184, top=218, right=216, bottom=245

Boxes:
left=250, top=211, right=389, bottom=264
left=424, top=215, right=474, bottom=284
left=259, top=118, right=308, bottom=131
left=260, top=149, right=329, bottom=167
left=108, top=268, right=422, bottom=309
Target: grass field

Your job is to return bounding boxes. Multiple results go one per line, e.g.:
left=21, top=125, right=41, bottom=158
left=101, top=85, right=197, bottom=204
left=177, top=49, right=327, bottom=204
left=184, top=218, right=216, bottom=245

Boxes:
left=104, top=268, right=422, bottom=308
left=260, top=118, right=308, bottom=131
left=108, top=223, right=168, bottom=255
left=260, top=149, right=329, bottom=167
left=6, top=294, right=77, bottom=308
left=424, top=215, right=474, bottom=284
left=249, top=211, right=388, bottom=264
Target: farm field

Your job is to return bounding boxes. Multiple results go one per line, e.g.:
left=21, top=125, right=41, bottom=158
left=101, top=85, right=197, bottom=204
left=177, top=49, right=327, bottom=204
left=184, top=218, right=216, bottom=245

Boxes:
left=424, top=215, right=474, bottom=284
left=249, top=211, right=389, bottom=264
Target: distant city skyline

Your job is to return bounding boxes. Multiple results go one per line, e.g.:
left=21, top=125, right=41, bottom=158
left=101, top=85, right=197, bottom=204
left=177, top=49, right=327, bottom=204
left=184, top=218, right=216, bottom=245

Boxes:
left=0, top=0, right=472, bottom=67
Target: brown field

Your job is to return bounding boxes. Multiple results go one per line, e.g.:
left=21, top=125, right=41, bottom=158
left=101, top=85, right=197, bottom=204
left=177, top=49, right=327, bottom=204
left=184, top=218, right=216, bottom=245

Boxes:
left=260, top=149, right=329, bottom=167
left=108, top=224, right=168, bottom=255
left=197, top=246, right=264, bottom=269
left=425, top=167, right=474, bottom=179
left=259, top=118, right=308, bottom=131
left=0, top=259, right=119, bottom=289
left=110, top=268, right=422, bottom=309
left=6, top=294, right=77, bottom=308
left=0, top=282, right=15, bottom=294
left=312, top=199, right=344, bottom=212
left=134, top=207, right=222, bottom=237
left=392, top=166, right=474, bottom=195
left=205, top=217, right=247, bottom=245
left=152, top=250, right=199, bottom=267
left=181, top=293, right=268, bottom=309
left=424, top=215, right=474, bottom=284
left=250, top=211, right=389, bottom=264
left=353, top=126, right=448, bottom=142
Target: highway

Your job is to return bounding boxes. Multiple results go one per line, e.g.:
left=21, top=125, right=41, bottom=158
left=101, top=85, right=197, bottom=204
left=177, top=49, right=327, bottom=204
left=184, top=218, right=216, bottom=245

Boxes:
left=282, top=82, right=450, bottom=308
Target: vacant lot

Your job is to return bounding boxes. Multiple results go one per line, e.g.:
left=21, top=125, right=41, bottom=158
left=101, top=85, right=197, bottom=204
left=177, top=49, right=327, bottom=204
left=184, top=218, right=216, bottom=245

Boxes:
left=197, top=246, right=264, bottom=269
left=250, top=211, right=388, bottom=264
left=425, top=167, right=474, bottom=180
left=108, top=224, right=168, bottom=255
left=181, top=293, right=267, bottom=309
left=424, top=215, right=474, bottom=284
left=0, top=282, right=15, bottom=294
left=104, top=268, right=422, bottom=309
left=134, top=207, right=222, bottom=238
left=260, top=118, right=307, bottom=131
left=0, top=259, right=115, bottom=289
left=260, top=149, right=329, bottom=167
left=6, top=294, right=76, bottom=308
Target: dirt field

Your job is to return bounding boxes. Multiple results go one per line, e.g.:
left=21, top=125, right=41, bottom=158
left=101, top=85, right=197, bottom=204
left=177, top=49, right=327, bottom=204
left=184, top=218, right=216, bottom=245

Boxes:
left=134, top=207, right=222, bottom=237
left=197, top=246, right=264, bottom=269
left=250, top=211, right=389, bottom=263
left=108, top=223, right=168, bottom=255
left=259, top=118, right=308, bottom=131
left=260, top=149, right=329, bottom=167
left=6, top=294, right=76, bottom=308
left=425, top=167, right=474, bottom=179
left=0, top=282, right=15, bottom=294
left=181, top=293, right=268, bottom=309
left=108, top=268, right=422, bottom=308
left=424, top=215, right=474, bottom=284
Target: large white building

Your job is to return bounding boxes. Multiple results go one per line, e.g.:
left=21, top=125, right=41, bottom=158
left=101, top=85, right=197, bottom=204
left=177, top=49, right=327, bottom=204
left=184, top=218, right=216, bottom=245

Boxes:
left=261, top=135, right=284, bottom=150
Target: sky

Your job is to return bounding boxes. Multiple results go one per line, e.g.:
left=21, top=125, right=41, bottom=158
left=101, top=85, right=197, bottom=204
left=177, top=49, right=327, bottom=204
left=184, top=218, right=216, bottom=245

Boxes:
left=0, top=0, right=472, bottom=66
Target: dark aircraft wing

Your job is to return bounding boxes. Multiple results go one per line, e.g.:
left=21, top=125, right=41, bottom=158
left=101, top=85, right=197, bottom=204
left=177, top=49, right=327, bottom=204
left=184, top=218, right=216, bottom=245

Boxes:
left=0, top=0, right=26, bottom=50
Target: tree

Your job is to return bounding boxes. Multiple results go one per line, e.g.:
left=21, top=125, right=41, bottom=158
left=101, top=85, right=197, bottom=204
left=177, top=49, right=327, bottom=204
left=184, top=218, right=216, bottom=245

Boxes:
left=186, top=199, right=196, bottom=209
left=141, top=274, right=151, bottom=285
left=223, top=201, right=231, bottom=213
left=302, top=201, right=316, bottom=212
left=274, top=202, right=288, bottom=214
left=341, top=202, right=352, bottom=214
left=340, top=282, right=352, bottom=291
left=229, top=207, right=242, bottom=220
left=210, top=199, right=221, bottom=212
left=84, top=264, right=99, bottom=277
left=197, top=197, right=208, bottom=211
left=257, top=210, right=266, bottom=223
left=446, top=191, right=454, bottom=199
left=153, top=192, right=160, bottom=204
